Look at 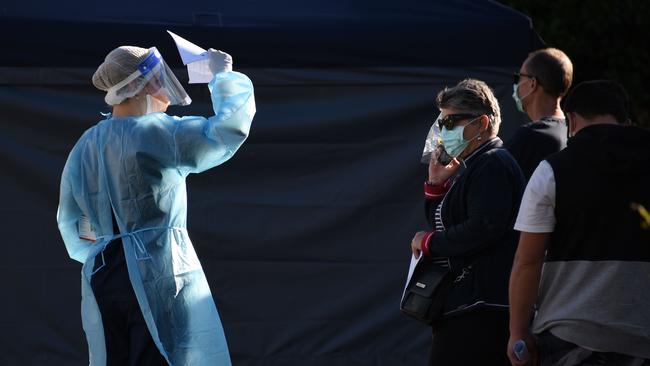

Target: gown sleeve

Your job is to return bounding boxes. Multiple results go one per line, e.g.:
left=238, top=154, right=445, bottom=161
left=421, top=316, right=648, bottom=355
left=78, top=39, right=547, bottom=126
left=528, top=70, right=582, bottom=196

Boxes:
left=172, top=70, right=256, bottom=174
left=57, top=144, right=95, bottom=263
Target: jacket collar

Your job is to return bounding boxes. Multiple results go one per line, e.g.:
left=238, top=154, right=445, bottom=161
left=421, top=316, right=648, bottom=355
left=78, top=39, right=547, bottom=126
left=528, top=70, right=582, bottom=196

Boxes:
left=463, top=137, right=502, bottom=165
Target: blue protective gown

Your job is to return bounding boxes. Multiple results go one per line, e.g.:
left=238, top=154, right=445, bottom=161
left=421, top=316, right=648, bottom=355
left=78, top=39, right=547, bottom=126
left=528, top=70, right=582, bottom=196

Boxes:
left=57, top=71, right=255, bottom=365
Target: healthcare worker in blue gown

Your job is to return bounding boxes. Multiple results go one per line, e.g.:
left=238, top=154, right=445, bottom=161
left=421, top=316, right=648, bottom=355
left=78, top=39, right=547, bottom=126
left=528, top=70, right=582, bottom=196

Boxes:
left=57, top=45, right=255, bottom=365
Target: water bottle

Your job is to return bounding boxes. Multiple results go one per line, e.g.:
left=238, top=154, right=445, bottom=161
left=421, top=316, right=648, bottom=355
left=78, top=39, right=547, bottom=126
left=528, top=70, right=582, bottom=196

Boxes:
left=513, top=339, right=529, bottom=362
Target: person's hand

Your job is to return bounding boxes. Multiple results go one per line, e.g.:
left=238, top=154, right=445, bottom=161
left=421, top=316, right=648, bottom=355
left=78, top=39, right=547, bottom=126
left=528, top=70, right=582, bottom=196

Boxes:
left=411, top=231, right=428, bottom=258
left=507, top=333, right=538, bottom=366
left=428, top=151, right=460, bottom=185
left=208, top=49, right=233, bottom=73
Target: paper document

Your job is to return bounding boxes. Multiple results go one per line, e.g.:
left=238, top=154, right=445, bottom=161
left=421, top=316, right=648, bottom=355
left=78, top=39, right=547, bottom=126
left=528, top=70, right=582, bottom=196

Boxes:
left=78, top=215, right=97, bottom=242
left=167, top=30, right=213, bottom=84
left=167, top=30, right=208, bottom=64
left=402, top=254, right=421, bottom=301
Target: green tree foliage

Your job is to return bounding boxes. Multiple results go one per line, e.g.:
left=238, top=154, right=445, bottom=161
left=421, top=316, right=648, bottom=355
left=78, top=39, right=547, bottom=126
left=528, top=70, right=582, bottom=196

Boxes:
left=499, top=0, right=650, bottom=127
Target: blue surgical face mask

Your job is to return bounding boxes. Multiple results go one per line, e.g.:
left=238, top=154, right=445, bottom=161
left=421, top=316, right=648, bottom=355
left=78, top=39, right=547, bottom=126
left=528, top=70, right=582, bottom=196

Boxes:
left=512, top=83, right=532, bottom=113
left=440, top=117, right=481, bottom=158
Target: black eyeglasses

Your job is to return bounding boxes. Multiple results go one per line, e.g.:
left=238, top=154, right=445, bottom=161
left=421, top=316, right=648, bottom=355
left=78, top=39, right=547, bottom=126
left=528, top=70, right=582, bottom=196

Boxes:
left=513, top=71, right=535, bottom=84
left=437, top=113, right=479, bottom=130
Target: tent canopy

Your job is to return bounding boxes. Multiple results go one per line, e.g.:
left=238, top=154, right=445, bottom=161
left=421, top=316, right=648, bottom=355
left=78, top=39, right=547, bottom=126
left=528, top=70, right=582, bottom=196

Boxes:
left=1, top=0, right=540, bottom=68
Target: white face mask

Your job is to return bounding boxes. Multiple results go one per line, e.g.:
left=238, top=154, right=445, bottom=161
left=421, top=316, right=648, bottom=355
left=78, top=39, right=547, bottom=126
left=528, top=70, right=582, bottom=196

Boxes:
left=145, top=91, right=171, bottom=114
left=145, top=95, right=154, bottom=114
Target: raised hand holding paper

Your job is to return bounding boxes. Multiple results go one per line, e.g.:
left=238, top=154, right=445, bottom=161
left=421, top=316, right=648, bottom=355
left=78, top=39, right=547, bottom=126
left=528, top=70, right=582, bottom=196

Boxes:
left=167, top=30, right=214, bottom=84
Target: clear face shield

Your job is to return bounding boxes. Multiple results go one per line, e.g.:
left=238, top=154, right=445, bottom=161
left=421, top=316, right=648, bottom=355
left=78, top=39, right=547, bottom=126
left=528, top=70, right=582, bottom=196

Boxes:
left=104, top=47, right=192, bottom=107
left=421, top=112, right=453, bottom=165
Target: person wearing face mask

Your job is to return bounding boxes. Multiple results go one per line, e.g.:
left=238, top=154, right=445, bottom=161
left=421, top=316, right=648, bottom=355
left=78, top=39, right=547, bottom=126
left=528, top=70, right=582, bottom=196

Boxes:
left=410, top=79, right=525, bottom=365
left=57, top=45, right=255, bottom=365
left=505, top=48, right=573, bottom=181
left=507, top=81, right=650, bottom=366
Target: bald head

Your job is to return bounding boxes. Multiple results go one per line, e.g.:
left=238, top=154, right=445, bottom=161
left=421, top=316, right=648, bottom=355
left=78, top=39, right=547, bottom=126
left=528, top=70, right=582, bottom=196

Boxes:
left=523, top=48, right=573, bottom=99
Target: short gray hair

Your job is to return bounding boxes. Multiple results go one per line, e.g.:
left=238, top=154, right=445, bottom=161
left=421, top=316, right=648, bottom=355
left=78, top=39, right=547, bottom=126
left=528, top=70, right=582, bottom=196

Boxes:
left=436, top=78, right=502, bottom=134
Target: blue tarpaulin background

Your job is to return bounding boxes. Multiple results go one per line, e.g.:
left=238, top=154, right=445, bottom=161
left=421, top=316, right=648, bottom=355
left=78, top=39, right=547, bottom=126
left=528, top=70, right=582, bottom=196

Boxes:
left=0, top=1, right=542, bottom=364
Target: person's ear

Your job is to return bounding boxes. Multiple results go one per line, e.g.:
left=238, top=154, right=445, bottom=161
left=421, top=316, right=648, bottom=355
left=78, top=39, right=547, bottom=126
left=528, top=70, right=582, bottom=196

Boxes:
left=566, top=112, right=576, bottom=137
left=480, top=115, right=490, bottom=131
left=530, top=76, right=539, bottom=92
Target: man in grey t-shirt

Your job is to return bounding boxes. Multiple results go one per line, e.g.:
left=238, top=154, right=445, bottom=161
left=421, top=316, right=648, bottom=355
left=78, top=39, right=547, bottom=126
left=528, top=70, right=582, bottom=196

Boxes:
left=507, top=81, right=650, bottom=366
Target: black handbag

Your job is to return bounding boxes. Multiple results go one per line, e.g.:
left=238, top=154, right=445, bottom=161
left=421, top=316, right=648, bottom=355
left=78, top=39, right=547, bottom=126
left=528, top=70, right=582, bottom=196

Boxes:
left=400, top=257, right=452, bottom=325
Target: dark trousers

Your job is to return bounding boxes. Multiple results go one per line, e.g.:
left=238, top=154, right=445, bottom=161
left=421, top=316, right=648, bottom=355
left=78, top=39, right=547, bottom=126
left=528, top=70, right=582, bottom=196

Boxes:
left=428, top=307, right=510, bottom=366
left=538, top=331, right=650, bottom=366
left=91, top=240, right=168, bottom=366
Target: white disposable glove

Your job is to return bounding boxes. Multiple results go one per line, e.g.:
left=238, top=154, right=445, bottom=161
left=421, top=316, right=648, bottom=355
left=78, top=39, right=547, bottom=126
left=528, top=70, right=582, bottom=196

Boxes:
left=208, top=48, right=233, bottom=73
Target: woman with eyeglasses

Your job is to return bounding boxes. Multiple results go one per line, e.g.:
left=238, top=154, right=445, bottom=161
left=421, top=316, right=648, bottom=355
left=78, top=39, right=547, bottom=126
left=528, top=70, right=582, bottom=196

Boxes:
left=410, top=78, right=525, bottom=365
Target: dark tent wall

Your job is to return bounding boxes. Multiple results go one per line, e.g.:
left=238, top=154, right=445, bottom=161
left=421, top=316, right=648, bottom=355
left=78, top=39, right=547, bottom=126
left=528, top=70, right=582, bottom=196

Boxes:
left=0, top=1, right=542, bottom=365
